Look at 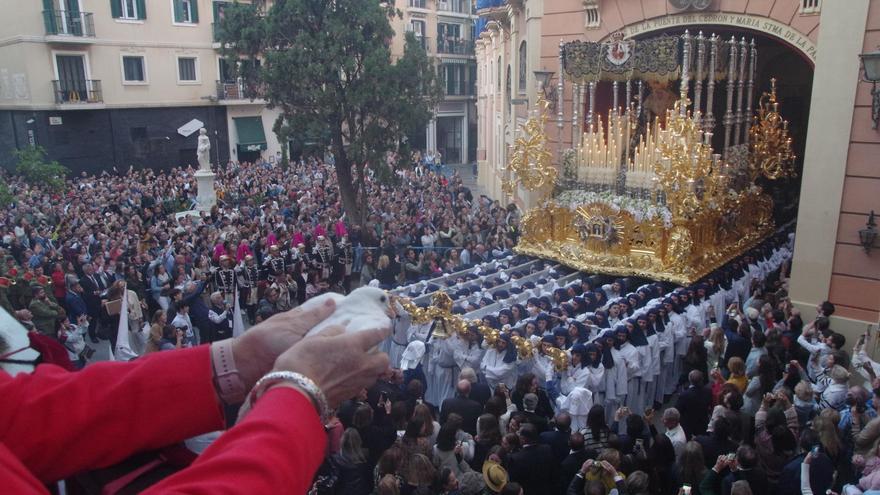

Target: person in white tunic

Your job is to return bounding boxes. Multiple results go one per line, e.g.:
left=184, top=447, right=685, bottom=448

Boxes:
left=666, top=298, right=689, bottom=395
left=531, top=335, right=558, bottom=386
left=480, top=333, right=518, bottom=390
left=451, top=329, right=484, bottom=377
left=425, top=322, right=459, bottom=406
left=615, top=325, right=644, bottom=415
left=595, top=330, right=621, bottom=424
left=386, top=302, right=412, bottom=368
left=636, top=314, right=661, bottom=410
left=651, top=308, right=675, bottom=406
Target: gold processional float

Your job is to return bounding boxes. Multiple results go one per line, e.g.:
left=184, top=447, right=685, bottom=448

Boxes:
left=509, top=32, right=797, bottom=286
left=395, top=33, right=797, bottom=370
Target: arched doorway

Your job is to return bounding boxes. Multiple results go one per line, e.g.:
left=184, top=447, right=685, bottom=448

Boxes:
left=584, top=26, right=813, bottom=224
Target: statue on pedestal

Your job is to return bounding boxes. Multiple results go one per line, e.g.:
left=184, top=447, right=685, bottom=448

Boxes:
left=197, top=128, right=212, bottom=172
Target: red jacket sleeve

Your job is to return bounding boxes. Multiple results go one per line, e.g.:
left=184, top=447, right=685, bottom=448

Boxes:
left=0, top=346, right=224, bottom=484
left=144, top=387, right=326, bottom=494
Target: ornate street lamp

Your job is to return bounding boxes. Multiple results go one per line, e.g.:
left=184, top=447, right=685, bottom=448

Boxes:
left=859, top=210, right=877, bottom=254
left=859, top=50, right=880, bottom=128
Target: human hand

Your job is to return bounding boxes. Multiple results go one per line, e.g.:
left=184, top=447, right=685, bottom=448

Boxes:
left=271, top=325, right=391, bottom=407
left=231, top=298, right=336, bottom=391
left=599, top=460, right=616, bottom=474
left=776, top=391, right=791, bottom=408
left=580, top=459, right=594, bottom=475
left=804, top=452, right=812, bottom=465
left=714, top=455, right=728, bottom=472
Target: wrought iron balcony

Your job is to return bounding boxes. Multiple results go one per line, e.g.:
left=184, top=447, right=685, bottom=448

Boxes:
left=437, top=38, right=474, bottom=55
left=52, top=80, right=102, bottom=104
left=43, top=10, right=95, bottom=38
left=216, top=80, right=265, bottom=100
left=444, top=82, right=476, bottom=97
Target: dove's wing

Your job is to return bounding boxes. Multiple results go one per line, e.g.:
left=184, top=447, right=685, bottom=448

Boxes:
left=300, top=292, right=347, bottom=336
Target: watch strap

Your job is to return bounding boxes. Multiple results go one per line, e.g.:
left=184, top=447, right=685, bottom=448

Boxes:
left=211, top=339, right=246, bottom=405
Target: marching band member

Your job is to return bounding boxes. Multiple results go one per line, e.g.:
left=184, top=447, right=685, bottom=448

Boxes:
left=212, top=255, right=236, bottom=304
left=312, top=236, right=334, bottom=282
left=235, top=255, right=259, bottom=324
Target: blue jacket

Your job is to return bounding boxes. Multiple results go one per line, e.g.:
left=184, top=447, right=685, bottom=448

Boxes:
left=64, top=291, right=88, bottom=323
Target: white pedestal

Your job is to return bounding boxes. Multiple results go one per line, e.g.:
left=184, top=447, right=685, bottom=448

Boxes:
left=194, top=170, right=217, bottom=212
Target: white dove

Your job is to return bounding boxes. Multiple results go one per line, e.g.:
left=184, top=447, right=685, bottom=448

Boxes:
left=302, top=286, right=395, bottom=337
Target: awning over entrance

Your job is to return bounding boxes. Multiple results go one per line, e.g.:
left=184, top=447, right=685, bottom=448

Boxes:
left=234, top=116, right=267, bottom=154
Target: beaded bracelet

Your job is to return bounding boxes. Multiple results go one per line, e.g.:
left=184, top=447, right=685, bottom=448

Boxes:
left=239, top=371, right=330, bottom=424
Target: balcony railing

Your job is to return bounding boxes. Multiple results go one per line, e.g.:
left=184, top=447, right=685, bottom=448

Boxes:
left=412, top=36, right=430, bottom=51
left=216, top=80, right=265, bottom=100
left=444, top=83, right=475, bottom=97
left=437, top=38, right=474, bottom=55
left=438, top=0, right=471, bottom=14
left=43, top=10, right=95, bottom=37
left=408, top=0, right=426, bottom=8
left=52, top=80, right=102, bottom=104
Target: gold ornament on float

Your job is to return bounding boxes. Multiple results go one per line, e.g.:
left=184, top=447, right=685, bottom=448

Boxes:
left=748, top=78, right=797, bottom=182
left=504, top=91, right=558, bottom=196
left=393, top=293, right=569, bottom=370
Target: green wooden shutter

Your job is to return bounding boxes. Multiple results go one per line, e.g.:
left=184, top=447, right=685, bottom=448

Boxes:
left=173, top=0, right=183, bottom=22
left=190, top=0, right=199, bottom=23
left=136, top=0, right=146, bottom=19
left=110, top=0, right=121, bottom=18
left=43, top=0, right=57, bottom=33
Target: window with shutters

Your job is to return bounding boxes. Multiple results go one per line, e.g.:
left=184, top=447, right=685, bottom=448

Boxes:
left=518, top=41, right=527, bottom=93
left=111, top=0, right=146, bottom=20
left=800, top=0, right=821, bottom=14
left=121, top=55, right=146, bottom=83
left=173, top=0, right=199, bottom=24
left=177, top=56, right=199, bottom=83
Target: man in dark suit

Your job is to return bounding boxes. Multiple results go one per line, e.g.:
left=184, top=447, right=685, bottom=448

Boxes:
left=78, top=264, right=104, bottom=343
left=539, top=412, right=572, bottom=463
left=440, top=380, right=482, bottom=435
left=722, top=445, right=769, bottom=495
left=64, top=281, right=88, bottom=323
left=508, top=424, right=556, bottom=494
left=675, top=370, right=713, bottom=438
left=520, top=393, right=549, bottom=433
left=558, top=432, right=595, bottom=495
left=459, top=367, right=491, bottom=406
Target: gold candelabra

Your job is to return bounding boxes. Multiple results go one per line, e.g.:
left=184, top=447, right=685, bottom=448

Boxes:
left=503, top=91, right=558, bottom=197
left=748, top=78, right=796, bottom=181
left=653, top=96, right=729, bottom=219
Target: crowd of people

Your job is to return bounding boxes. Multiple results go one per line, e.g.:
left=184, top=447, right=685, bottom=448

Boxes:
left=0, top=155, right=519, bottom=365
left=303, top=232, right=880, bottom=495
left=1, top=156, right=879, bottom=495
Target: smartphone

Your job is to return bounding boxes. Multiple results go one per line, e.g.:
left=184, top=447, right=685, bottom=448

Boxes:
left=726, top=453, right=736, bottom=461
left=379, top=392, right=388, bottom=403
left=635, top=438, right=644, bottom=450
left=682, top=485, right=692, bottom=495
left=811, top=446, right=820, bottom=456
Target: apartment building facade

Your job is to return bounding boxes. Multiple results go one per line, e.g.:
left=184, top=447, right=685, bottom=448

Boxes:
left=0, top=0, right=283, bottom=173
left=390, top=0, right=478, bottom=165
